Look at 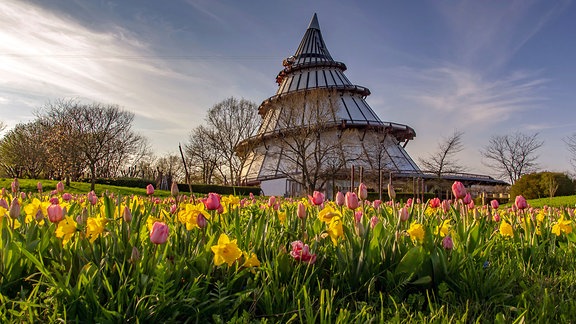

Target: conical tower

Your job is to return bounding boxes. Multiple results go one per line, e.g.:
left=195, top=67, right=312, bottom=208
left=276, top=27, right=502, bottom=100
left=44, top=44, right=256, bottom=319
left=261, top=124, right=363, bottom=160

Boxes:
left=238, top=14, right=421, bottom=196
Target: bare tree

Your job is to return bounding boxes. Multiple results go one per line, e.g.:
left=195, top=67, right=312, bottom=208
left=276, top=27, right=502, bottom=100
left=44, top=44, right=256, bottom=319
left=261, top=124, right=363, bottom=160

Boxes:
left=38, top=99, right=147, bottom=190
left=481, top=132, right=543, bottom=184
left=0, top=121, right=50, bottom=178
left=264, top=89, right=351, bottom=194
left=419, top=130, right=465, bottom=177
left=204, top=97, right=260, bottom=185
left=563, top=133, right=576, bottom=172
left=185, top=125, right=220, bottom=184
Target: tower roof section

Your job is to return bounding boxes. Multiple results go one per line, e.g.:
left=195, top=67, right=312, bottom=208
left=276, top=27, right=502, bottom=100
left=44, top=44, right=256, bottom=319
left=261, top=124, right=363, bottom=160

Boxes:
left=293, top=13, right=334, bottom=65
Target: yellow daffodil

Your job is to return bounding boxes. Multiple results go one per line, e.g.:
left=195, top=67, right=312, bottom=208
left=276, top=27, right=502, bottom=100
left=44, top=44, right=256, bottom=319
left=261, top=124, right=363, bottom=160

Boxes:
left=86, top=216, right=108, bottom=243
left=327, top=216, right=344, bottom=245
left=407, top=222, right=425, bottom=243
left=499, top=220, right=514, bottom=237
left=318, top=204, right=341, bottom=223
left=552, top=215, right=572, bottom=236
left=178, top=202, right=210, bottom=230
left=55, top=216, right=77, bottom=245
left=222, top=195, right=240, bottom=207
left=277, top=210, right=287, bottom=224
left=435, top=220, right=451, bottom=237
left=242, top=252, right=261, bottom=268
left=211, top=233, right=242, bottom=266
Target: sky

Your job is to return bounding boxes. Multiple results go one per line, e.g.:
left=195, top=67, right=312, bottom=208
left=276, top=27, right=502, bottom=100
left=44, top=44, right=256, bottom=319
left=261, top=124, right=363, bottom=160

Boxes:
left=1, top=0, right=575, bottom=180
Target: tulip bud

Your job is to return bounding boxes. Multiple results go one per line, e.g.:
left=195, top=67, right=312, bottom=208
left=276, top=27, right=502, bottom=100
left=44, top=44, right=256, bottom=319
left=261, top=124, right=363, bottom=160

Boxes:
left=170, top=181, right=179, bottom=197
left=441, top=200, right=451, bottom=213
left=130, top=246, right=140, bottom=263
left=355, top=221, right=365, bottom=237
left=62, top=193, right=73, bottom=202
left=0, top=198, right=7, bottom=209
left=49, top=197, right=59, bottom=205
left=451, top=181, right=467, bottom=199
left=197, top=213, right=207, bottom=229
left=345, top=192, right=359, bottom=210
left=354, top=210, right=363, bottom=223
left=442, top=236, right=454, bottom=250
left=11, top=178, right=19, bottom=193
left=515, top=195, right=528, bottom=210
left=37, top=182, right=43, bottom=193
left=493, top=213, right=500, bottom=222
left=170, top=204, right=177, bottom=214
left=9, top=198, right=20, bottom=219
left=268, top=196, right=276, bottom=208
left=56, top=181, right=65, bottom=194
left=146, top=184, right=155, bottom=195
left=205, top=193, right=221, bottom=211
left=335, top=192, right=345, bottom=206
left=462, top=193, right=472, bottom=205
left=123, top=206, right=132, bottom=223
left=358, top=183, right=368, bottom=200
left=370, top=216, right=379, bottom=229
left=399, top=206, right=409, bottom=222
left=20, top=192, right=27, bottom=200
left=373, top=200, right=382, bottom=209
left=387, top=183, right=396, bottom=200
left=297, top=202, right=307, bottom=219
left=490, top=199, right=499, bottom=210
left=47, top=204, right=64, bottom=223
left=35, top=209, right=44, bottom=222
left=309, top=191, right=325, bottom=206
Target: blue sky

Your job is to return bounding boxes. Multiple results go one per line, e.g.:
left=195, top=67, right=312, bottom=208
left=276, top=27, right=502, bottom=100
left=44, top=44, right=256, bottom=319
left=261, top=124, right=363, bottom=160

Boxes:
left=1, top=0, right=575, bottom=179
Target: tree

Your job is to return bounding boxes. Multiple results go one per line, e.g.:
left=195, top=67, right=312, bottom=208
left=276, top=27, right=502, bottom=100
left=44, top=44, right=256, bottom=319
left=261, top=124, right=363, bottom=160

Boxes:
left=263, top=89, right=352, bottom=194
left=203, top=97, right=260, bottom=185
left=0, top=121, right=50, bottom=178
left=419, top=130, right=465, bottom=177
left=509, top=172, right=574, bottom=200
left=185, top=126, right=219, bottom=184
left=38, top=99, right=147, bottom=191
left=563, top=133, right=576, bottom=172
left=480, top=132, right=543, bottom=184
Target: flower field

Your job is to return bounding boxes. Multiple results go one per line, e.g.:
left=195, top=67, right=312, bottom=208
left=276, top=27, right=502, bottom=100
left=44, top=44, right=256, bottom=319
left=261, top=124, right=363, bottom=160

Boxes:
left=2, top=180, right=576, bottom=322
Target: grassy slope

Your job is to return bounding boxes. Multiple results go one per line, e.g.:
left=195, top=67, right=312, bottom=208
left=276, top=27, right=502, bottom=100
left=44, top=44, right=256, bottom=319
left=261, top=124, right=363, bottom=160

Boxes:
left=0, top=178, right=171, bottom=197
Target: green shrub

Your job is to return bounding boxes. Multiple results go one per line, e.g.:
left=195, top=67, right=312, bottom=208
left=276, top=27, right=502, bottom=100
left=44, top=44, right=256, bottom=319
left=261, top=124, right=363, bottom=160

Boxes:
left=510, top=172, right=574, bottom=200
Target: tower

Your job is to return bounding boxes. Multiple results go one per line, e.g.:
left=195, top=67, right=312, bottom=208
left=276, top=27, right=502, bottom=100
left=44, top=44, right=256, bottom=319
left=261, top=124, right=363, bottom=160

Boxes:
left=237, top=14, right=420, bottom=196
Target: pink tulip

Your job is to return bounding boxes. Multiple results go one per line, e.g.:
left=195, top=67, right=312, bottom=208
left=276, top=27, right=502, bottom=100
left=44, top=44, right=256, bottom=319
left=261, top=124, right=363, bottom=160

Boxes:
left=170, top=204, right=177, bottom=214
left=9, top=198, right=20, bottom=219
left=387, top=183, right=396, bottom=200
left=345, top=192, right=359, bottom=210
left=406, top=198, right=413, bottom=207
left=354, top=210, right=363, bottom=223
left=56, top=181, right=65, bottom=194
left=297, top=202, right=307, bottom=219
left=399, top=206, right=409, bottom=222
left=87, top=191, right=98, bottom=205
left=308, top=191, right=325, bottom=206
left=335, top=192, right=345, bottom=206
left=0, top=198, right=7, bottom=209
left=441, top=200, right=451, bottom=213
left=62, top=193, right=73, bottom=202
left=268, top=196, right=276, bottom=208
left=146, top=184, right=155, bottom=195
left=290, top=240, right=317, bottom=264
left=37, top=182, right=43, bottom=193
left=462, top=193, right=472, bottom=205
left=490, top=199, right=499, bottom=209
left=468, top=201, right=475, bottom=209
left=493, top=213, right=500, bottom=222
left=442, top=236, right=454, bottom=250
left=515, top=195, right=528, bottom=210
left=358, top=183, right=368, bottom=200
left=451, top=181, right=467, bottom=199
left=150, top=222, right=169, bottom=244
left=49, top=197, right=59, bottom=204
left=170, top=181, right=179, bottom=197
left=11, top=178, right=19, bottom=193
left=370, top=216, right=379, bottom=229
left=20, top=192, right=27, bottom=200
left=47, top=204, right=64, bottom=223
left=373, top=200, right=382, bottom=209
left=197, top=213, right=207, bottom=229
left=123, top=206, right=132, bottom=223
left=204, top=193, right=221, bottom=211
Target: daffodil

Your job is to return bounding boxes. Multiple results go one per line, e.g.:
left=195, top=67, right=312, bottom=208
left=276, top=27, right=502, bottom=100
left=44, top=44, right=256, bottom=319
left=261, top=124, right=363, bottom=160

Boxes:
left=327, top=216, right=344, bottom=245
left=55, top=216, right=77, bottom=245
left=435, top=220, right=451, bottom=237
left=552, top=215, right=572, bottom=236
left=211, top=233, right=242, bottom=266
left=407, top=222, right=425, bottom=243
left=86, top=216, right=108, bottom=242
left=178, top=202, right=210, bottom=230
left=318, top=204, right=341, bottom=223
left=499, top=220, right=514, bottom=237
left=277, top=210, right=287, bottom=224
left=242, top=252, right=261, bottom=268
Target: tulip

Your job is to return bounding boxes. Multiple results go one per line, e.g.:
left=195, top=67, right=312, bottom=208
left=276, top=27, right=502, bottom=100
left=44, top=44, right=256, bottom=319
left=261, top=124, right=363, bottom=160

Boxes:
left=468, top=201, right=475, bottom=209
left=37, top=182, right=43, bottom=193
left=462, top=193, right=472, bottom=205
left=354, top=210, right=363, bottom=223
left=146, top=184, right=155, bottom=195
left=62, top=193, right=73, bottom=202
left=197, top=213, right=208, bottom=229
left=11, top=178, right=19, bottom=193
left=442, top=236, right=454, bottom=250
left=373, top=200, right=382, bottom=209
left=493, top=213, right=501, bottom=222
left=47, top=204, right=64, bottom=223
left=150, top=221, right=169, bottom=244
left=429, top=197, right=441, bottom=208
left=268, top=196, right=276, bottom=208
left=451, top=181, right=467, bottom=199
left=123, top=206, right=132, bottom=223
left=56, top=181, right=65, bottom=194
left=309, top=191, right=325, bottom=206
left=20, top=192, right=27, bottom=200
left=406, top=198, right=413, bottom=207
left=170, top=204, right=177, bottom=214
left=171, top=181, right=179, bottom=197
left=515, top=195, right=528, bottom=210
left=441, top=200, right=451, bottom=213
left=345, top=192, right=359, bottom=210
left=131, top=246, right=140, bottom=263
left=370, top=216, right=379, bottom=229
left=0, top=198, right=7, bottom=209
left=399, top=206, right=409, bottom=222
left=49, top=197, right=59, bottom=204
left=358, top=183, right=368, bottom=200
left=335, top=192, right=345, bottom=206
left=490, top=199, right=499, bottom=209
left=9, top=198, right=20, bottom=219
left=204, top=193, right=221, bottom=211
left=387, top=183, right=396, bottom=200
left=297, top=202, right=307, bottom=219
left=290, top=240, right=317, bottom=264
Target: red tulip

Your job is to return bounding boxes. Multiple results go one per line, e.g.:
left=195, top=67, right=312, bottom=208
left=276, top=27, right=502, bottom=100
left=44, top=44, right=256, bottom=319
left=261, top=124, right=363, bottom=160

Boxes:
left=150, top=221, right=169, bottom=244
left=308, top=191, right=325, bottom=206
left=490, top=199, right=499, bottom=209
left=429, top=197, right=441, bottom=208
left=451, top=181, right=467, bottom=199
left=205, top=193, right=221, bottom=211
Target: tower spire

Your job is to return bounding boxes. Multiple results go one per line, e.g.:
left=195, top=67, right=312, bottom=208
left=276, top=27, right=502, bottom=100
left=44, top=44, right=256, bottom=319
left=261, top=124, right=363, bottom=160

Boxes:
left=308, top=13, right=320, bottom=30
